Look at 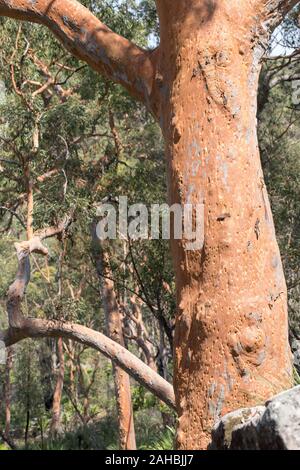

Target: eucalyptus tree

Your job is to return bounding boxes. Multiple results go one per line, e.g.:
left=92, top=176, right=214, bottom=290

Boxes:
left=0, top=0, right=299, bottom=449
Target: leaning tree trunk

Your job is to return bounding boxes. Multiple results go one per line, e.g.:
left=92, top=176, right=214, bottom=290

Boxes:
left=156, top=1, right=293, bottom=449
left=98, top=248, right=136, bottom=451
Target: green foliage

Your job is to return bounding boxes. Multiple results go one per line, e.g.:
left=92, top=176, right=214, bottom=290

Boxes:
left=140, top=426, right=175, bottom=451
left=132, top=384, right=157, bottom=411
left=258, top=49, right=300, bottom=335
left=293, top=367, right=300, bottom=386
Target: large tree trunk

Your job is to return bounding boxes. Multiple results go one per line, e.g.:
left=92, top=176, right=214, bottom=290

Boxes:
left=156, top=1, right=293, bottom=449
left=98, top=248, right=136, bottom=451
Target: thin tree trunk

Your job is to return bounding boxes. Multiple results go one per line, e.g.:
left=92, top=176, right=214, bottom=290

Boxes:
left=68, top=341, right=76, bottom=399
left=99, top=248, right=136, bottom=451
left=156, top=1, right=293, bottom=449
left=158, top=318, right=169, bottom=381
left=38, top=340, right=55, bottom=411
left=130, top=295, right=157, bottom=371
left=4, top=347, right=13, bottom=439
left=24, top=353, right=31, bottom=448
left=50, top=337, right=65, bottom=437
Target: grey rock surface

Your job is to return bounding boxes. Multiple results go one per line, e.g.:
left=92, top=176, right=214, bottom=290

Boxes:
left=291, top=335, right=300, bottom=375
left=210, top=386, right=300, bottom=450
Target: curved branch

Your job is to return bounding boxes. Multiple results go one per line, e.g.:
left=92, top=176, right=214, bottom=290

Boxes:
left=2, top=227, right=176, bottom=410
left=0, top=319, right=175, bottom=410
left=0, top=0, right=157, bottom=107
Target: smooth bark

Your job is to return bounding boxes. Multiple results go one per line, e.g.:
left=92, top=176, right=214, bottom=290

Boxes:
left=0, top=317, right=175, bottom=410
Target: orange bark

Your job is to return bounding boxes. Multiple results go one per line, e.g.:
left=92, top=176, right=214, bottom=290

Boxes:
left=155, top=0, right=294, bottom=448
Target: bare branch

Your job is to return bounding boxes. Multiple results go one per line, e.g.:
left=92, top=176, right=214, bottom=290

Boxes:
left=0, top=205, right=26, bottom=229
left=263, top=1, right=300, bottom=28
left=0, top=318, right=175, bottom=409
left=0, top=431, right=18, bottom=450
left=34, top=214, right=73, bottom=240
left=0, top=0, right=157, bottom=107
